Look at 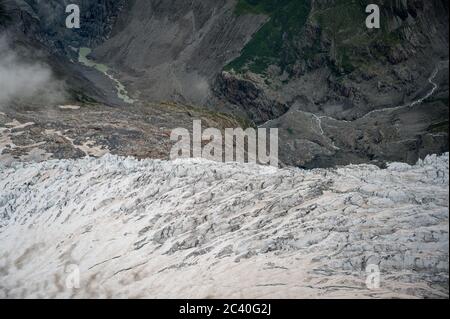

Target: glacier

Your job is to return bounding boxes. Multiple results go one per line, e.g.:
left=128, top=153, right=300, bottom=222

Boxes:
left=0, top=154, right=448, bottom=298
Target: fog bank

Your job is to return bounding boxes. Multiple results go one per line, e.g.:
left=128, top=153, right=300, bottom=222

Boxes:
left=0, top=35, right=66, bottom=107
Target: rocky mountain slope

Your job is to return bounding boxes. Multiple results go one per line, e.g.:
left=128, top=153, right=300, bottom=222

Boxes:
left=0, top=101, right=250, bottom=164
left=216, top=0, right=449, bottom=121
left=1, top=0, right=447, bottom=168
left=91, top=0, right=267, bottom=106
left=3, top=0, right=123, bottom=54
left=0, top=153, right=448, bottom=298
left=216, top=0, right=449, bottom=167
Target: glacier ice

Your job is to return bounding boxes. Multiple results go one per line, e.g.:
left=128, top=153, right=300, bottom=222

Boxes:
left=0, top=154, right=448, bottom=298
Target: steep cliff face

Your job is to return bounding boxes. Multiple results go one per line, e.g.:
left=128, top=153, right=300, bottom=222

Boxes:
left=0, top=0, right=135, bottom=107
left=92, top=0, right=267, bottom=105
left=3, top=0, right=448, bottom=115
left=4, top=0, right=124, bottom=55
left=215, top=0, right=449, bottom=122
left=209, top=0, right=449, bottom=167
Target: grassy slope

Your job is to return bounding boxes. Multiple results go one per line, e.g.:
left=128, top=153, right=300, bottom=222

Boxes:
left=227, top=0, right=403, bottom=76
left=312, top=0, right=402, bottom=74
left=226, top=0, right=311, bottom=74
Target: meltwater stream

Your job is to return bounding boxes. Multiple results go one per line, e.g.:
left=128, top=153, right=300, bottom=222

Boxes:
left=78, top=48, right=135, bottom=104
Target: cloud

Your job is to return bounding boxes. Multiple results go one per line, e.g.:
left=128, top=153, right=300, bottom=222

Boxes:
left=0, top=34, right=66, bottom=107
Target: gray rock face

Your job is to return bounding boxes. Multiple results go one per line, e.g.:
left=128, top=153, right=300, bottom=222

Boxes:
left=90, top=0, right=448, bottom=167
left=0, top=153, right=448, bottom=298
left=215, top=0, right=449, bottom=122
left=269, top=61, right=449, bottom=168
left=213, top=71, right=289, bottom=123
left=92, top=0, right=267, bottom=105
left=5, top=0, right=124, bottom=55
left=1, top=0, right=448, bottom=168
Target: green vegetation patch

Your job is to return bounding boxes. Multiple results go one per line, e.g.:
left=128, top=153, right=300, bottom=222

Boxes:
left=229, top=0, right=407, bottom=76
left=313, top=0, right=404, bottom=74
left=226, top=0, right=312, bottom=74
